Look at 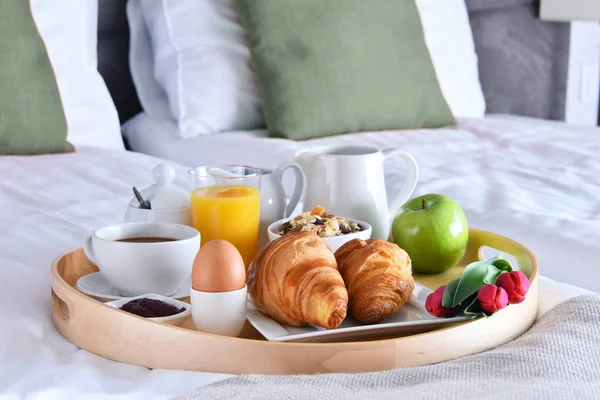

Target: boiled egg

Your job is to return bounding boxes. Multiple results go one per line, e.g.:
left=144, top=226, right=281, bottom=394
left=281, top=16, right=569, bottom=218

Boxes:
left=191, top=240, right=246, bottom=292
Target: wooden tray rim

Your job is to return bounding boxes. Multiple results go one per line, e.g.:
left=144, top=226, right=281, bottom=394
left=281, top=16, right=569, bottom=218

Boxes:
left=50, top=228, right=539, bottom=373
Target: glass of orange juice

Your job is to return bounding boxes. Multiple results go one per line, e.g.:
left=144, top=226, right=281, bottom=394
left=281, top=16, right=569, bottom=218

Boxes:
left=188, top=166, right=262, bottom=268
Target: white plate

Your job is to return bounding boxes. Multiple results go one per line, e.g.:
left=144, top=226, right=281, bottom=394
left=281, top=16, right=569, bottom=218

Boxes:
left=76, top=272, right=190, bottom=300
left=246, top=283, right=471, bottom=343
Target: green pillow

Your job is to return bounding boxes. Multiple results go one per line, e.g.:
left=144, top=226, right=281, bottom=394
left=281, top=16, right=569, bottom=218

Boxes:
left=236, top=0, right=456, bottom=140
left=0, top=0, right=71, bottom=155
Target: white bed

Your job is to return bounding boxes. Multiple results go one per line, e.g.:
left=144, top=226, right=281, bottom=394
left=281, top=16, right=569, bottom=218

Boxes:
left=2, top=116, right=599, bottom=399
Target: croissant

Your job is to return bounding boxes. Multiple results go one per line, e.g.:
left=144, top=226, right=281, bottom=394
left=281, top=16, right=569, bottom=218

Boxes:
left=247, top=231, right=348, bottom=329
left=334, top=238, right=414, bottom=324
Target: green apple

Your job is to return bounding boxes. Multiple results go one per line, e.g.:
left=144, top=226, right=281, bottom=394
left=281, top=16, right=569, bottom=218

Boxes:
left=391, top=194, right=468, bottom=274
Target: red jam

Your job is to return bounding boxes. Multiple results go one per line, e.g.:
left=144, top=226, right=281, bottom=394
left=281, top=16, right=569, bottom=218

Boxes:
left=119, top=298, right=185, bottom=318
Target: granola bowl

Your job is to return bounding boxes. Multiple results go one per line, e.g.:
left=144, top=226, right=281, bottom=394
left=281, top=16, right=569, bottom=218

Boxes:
left=267, top=214, right=372, bottom=253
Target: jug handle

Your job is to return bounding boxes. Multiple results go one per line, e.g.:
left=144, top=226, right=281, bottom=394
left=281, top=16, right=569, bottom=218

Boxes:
left=275, top=161, right=306, bottom=218
left=382, top=149, right=419, bottom=224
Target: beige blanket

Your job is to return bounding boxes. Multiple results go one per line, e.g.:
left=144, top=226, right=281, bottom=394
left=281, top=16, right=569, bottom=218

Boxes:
left=175, top=294, right=600, bottom=400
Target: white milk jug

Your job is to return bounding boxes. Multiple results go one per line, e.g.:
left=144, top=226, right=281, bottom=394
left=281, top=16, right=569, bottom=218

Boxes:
left=295, top=145, right=418, bottom=240
left=258, top=162, right=305, bottom=248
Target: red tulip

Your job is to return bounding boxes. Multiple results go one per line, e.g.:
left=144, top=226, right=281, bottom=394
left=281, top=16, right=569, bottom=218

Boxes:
left=477, top=284, right=509, bottom=314
left=426, top=285, right=453, bottom=317
left=495, top=271, right=530, bottom=304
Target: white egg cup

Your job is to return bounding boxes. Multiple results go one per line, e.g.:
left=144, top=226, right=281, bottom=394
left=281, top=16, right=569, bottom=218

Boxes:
left=190, top=285, right=247, bottom=337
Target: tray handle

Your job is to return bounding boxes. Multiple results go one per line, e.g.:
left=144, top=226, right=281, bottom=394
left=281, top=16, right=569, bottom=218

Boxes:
left=467, top=229, right=536, bottom=279
left=51, top=286, right=71, bottom=326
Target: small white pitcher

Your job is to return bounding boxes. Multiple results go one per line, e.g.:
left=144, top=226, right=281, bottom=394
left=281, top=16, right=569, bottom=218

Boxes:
left=258, top=162, right=305, bottom=248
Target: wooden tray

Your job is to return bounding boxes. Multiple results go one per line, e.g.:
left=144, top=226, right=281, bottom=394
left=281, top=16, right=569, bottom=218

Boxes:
left=50, top=229, right=538, bottom=374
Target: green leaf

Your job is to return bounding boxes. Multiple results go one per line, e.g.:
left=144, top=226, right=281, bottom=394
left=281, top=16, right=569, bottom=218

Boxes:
left=452, top=293, right=492, bottom=318
left=462, top=294, right=485, bottom=316
left=489, top=259, right=513, bottom=275
left=442, top=277, right=460, bottom=308
left=451, top=258, right=513, bottom=308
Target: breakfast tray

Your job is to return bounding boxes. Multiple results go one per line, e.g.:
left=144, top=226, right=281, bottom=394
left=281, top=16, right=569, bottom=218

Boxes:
left=50, top=229, right=538, bottom=374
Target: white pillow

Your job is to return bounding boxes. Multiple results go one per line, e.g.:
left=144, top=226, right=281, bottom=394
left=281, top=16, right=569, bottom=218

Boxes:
left=128, top=0, right=484, bottom=139
left=30, top=0, right=124, bottom=150
left=136, top=0, right=263, bottom=138
left=126, top=0, right=174, bottom=125
left=416, top=0, right=486, bottom=118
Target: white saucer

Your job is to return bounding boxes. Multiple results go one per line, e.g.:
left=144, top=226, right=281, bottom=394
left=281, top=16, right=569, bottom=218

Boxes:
left=76, top=272, right=191, bottom=300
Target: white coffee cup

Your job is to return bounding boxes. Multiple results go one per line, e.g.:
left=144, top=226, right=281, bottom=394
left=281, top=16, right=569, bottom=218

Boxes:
left=83, top=222, right=200, bottom=297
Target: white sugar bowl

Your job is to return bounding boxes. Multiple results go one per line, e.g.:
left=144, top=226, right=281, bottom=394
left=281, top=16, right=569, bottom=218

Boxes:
left=124, top=164, right=193, bottom=226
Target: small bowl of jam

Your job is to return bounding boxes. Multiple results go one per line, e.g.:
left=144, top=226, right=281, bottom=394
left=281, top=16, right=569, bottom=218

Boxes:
left=105, top=293, right=191, bottom=326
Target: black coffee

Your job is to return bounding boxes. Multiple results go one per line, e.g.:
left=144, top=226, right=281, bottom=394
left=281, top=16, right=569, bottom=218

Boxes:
left=117, top=237, right=177, bottom=243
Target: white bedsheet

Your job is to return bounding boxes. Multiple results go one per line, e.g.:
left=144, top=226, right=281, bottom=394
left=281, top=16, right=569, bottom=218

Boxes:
left=1, top=115, right=599, bottom=399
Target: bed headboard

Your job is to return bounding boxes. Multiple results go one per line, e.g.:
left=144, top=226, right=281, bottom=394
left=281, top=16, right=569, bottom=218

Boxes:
left=98, top=0, right=570, bottom=124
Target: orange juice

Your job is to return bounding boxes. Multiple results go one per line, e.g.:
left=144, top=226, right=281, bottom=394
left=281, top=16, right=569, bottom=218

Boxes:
left=190, top=185, right=260, bottom=267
